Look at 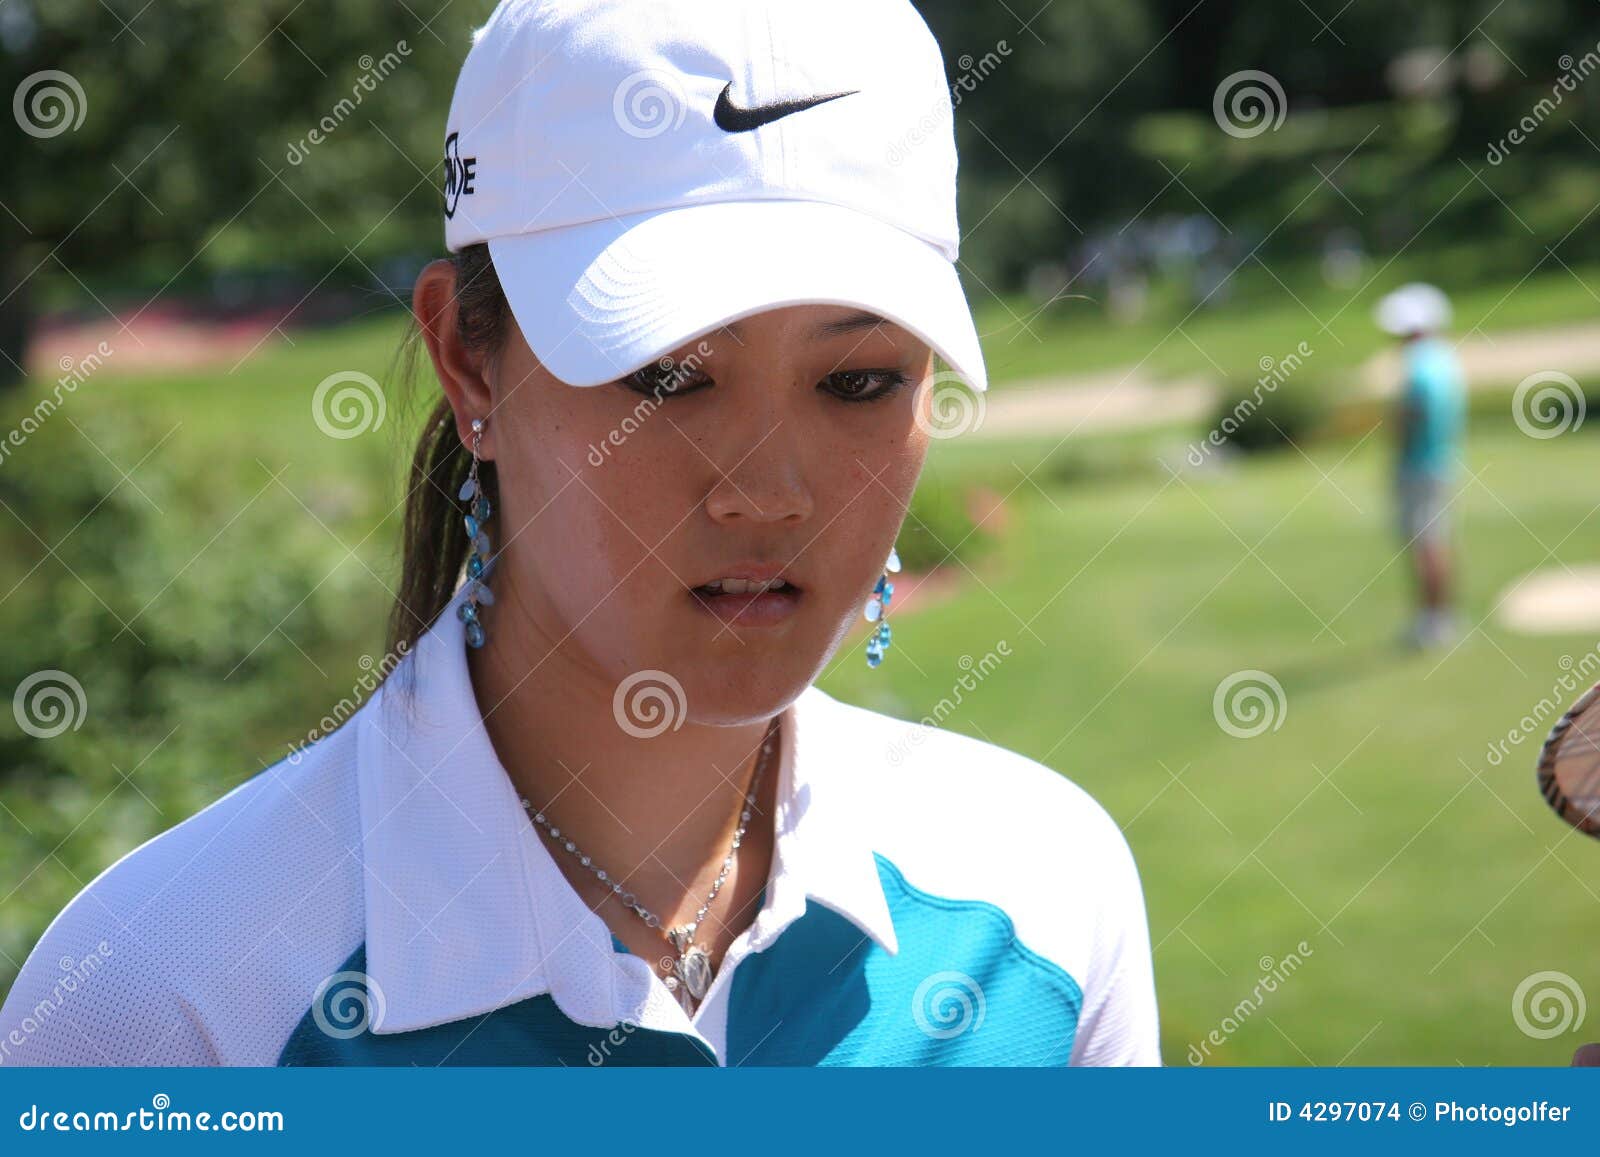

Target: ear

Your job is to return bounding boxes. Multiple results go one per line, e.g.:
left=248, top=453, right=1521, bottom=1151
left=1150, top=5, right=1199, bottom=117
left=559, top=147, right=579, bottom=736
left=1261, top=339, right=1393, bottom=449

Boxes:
left=413, top=258, right=496, bottom=458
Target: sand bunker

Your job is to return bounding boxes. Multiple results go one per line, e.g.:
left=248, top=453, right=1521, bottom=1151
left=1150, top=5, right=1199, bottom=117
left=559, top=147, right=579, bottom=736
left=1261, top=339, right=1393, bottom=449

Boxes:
left=1498, top=565, right=1600, bottom=634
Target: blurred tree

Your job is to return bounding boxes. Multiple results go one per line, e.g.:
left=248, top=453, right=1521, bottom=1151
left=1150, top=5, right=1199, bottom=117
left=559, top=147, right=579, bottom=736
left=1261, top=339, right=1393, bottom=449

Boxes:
left=2, top=0, right=1597, bottom=385
left=0, top=0, right=494, bottom=383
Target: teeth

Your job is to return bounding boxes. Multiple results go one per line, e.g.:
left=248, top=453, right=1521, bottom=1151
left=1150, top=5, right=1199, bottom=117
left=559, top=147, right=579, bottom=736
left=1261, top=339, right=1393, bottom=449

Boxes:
left=703, top=577, right=788, bottom=595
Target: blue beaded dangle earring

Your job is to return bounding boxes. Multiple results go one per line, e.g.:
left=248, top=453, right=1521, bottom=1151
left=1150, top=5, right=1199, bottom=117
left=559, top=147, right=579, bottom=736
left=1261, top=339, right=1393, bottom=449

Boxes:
left=863, top=546, right=901, bottom=668
left=456, top=417, right=495, bottom=649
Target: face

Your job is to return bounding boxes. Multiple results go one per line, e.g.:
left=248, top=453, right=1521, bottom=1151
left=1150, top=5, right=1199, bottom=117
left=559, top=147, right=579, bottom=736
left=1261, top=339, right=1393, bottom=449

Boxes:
left=475, top=301, right=935, bottom=724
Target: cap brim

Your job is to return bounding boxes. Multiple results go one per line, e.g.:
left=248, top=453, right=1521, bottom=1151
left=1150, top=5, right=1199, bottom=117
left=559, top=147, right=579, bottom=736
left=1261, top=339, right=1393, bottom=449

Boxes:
left=486, top=199, right=987, bottom=392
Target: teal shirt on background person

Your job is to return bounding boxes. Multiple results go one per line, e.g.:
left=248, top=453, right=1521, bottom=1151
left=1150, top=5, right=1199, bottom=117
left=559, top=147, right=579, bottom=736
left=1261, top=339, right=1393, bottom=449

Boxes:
left=1398, top=337, right=1465, bottom=478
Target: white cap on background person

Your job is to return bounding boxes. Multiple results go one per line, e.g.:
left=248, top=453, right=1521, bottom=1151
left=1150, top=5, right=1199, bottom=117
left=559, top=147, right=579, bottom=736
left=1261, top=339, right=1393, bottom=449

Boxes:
left=439, top=0, right=987, bottom=393
left=1374, top=282, right=1452, bottom=337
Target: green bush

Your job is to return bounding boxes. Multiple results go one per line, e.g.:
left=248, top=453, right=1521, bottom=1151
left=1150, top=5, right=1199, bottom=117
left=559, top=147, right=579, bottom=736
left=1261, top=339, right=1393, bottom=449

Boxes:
left=1204, top=373, right=1332, bottom=455
left=897, top=480, right=995, bottom=573
left=0, top=403, right=390, bottom=986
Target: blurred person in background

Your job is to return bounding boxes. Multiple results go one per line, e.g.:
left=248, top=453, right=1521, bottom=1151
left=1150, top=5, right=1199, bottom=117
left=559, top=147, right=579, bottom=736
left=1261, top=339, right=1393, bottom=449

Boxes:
left=1375, top=283, right=1465, bottom=650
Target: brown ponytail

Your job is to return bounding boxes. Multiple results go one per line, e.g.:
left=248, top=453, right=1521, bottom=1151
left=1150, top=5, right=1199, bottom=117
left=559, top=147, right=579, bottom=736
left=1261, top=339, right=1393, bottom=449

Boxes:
left=385, top=243, right=509, bottom=661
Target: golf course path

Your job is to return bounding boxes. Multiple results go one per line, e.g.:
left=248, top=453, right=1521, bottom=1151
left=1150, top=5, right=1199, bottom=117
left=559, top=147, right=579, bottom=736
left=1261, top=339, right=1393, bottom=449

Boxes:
left=972, top=320, right=1600, bottom=440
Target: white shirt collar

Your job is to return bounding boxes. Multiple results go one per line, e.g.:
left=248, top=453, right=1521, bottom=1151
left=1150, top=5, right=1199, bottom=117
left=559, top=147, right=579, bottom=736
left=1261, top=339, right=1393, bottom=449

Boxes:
left=355, top=587, right=898, bottom=1040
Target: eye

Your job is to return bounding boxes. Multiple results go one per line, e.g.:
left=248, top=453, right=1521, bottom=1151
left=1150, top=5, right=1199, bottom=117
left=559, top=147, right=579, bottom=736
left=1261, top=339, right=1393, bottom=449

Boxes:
left=819, top=369, right=910, bottom=404
left=620, top=361, right=712, bottom=398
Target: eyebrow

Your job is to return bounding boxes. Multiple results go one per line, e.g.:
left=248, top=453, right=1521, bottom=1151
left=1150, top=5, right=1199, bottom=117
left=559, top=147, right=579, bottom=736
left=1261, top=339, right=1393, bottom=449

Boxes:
left=718, top=311, right=890, bottom=342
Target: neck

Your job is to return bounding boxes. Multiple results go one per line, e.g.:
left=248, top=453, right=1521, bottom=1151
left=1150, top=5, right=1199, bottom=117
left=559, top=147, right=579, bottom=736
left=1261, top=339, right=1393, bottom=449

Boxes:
left=463, top=583, right=780, bottom=936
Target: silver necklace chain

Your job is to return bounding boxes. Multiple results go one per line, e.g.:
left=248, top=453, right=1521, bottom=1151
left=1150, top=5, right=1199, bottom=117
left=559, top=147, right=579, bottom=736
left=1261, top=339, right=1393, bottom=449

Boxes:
left=521, top=717, right=778, bottom=1013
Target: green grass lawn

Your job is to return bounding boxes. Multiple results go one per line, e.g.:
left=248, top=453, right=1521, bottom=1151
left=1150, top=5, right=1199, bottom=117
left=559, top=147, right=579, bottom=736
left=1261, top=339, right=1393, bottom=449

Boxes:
left=3, top=298, right=1597, bottom=1065
left=827, top=421, right=1600, bottom=1064
left=970, top=258, right=1600, bottom=385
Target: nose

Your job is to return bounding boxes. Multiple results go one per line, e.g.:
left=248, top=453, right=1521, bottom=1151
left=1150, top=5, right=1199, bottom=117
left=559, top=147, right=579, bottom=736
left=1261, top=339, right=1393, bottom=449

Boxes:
left=702, top=414, right=815, bottom=525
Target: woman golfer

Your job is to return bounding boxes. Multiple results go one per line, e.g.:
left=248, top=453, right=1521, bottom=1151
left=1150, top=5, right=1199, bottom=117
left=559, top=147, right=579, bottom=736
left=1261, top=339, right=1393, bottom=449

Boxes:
left=1, top=0, right=1159, bottom=1066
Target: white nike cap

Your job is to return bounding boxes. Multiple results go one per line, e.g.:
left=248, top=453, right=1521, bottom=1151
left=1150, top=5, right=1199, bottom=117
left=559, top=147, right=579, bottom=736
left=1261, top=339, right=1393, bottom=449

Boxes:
left=441, top=0, right=987, bottom=392
left=1374, top=283, right=1452, bottom=336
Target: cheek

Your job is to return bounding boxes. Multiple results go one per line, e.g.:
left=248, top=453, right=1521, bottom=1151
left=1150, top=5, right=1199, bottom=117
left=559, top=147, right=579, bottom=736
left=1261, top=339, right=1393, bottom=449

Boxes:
left=556, top=434, right=687, bottom=586
left=811, top=404, right=926, bottom=597
left=829, top=399, right=927, bottom=518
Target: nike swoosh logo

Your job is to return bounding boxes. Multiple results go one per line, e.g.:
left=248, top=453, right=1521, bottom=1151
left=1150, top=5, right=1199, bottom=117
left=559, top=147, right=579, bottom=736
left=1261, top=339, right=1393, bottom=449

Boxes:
left=713, top=82, right=859, bottom=132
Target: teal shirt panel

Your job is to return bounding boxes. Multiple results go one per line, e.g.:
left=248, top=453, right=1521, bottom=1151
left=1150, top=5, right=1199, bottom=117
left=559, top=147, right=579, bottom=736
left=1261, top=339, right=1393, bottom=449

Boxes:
left=279, top=855, right=1083, bottom=1067
left=1398, top=337, right=1464, bottom=477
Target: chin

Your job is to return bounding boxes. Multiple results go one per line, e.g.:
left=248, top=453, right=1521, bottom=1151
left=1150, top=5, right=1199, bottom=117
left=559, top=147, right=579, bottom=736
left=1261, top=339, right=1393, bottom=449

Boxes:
left=679, top=660, right=817, bottom=727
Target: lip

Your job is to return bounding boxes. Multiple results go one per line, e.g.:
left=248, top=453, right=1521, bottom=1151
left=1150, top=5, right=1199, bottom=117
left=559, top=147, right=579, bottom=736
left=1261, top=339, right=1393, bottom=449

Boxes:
left=690, top=561, right=799, bottom=589
left=688, top=584, right=803, bottom=627
left=687, top=560, right=803, bottom=628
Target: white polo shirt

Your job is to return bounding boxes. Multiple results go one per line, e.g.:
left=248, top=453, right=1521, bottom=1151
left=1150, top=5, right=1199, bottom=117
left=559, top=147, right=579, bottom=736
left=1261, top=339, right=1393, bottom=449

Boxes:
left=0, top=585, right=1161, bottom=1066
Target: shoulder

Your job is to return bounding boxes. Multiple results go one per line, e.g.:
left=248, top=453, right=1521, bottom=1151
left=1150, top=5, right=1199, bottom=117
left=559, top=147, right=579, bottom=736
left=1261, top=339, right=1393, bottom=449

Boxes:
left=0, top=718, right=366, bottom=1066
left=811, top=687, right=1134, bottom=867
left=804, top=686, right=1162, bottom=1065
